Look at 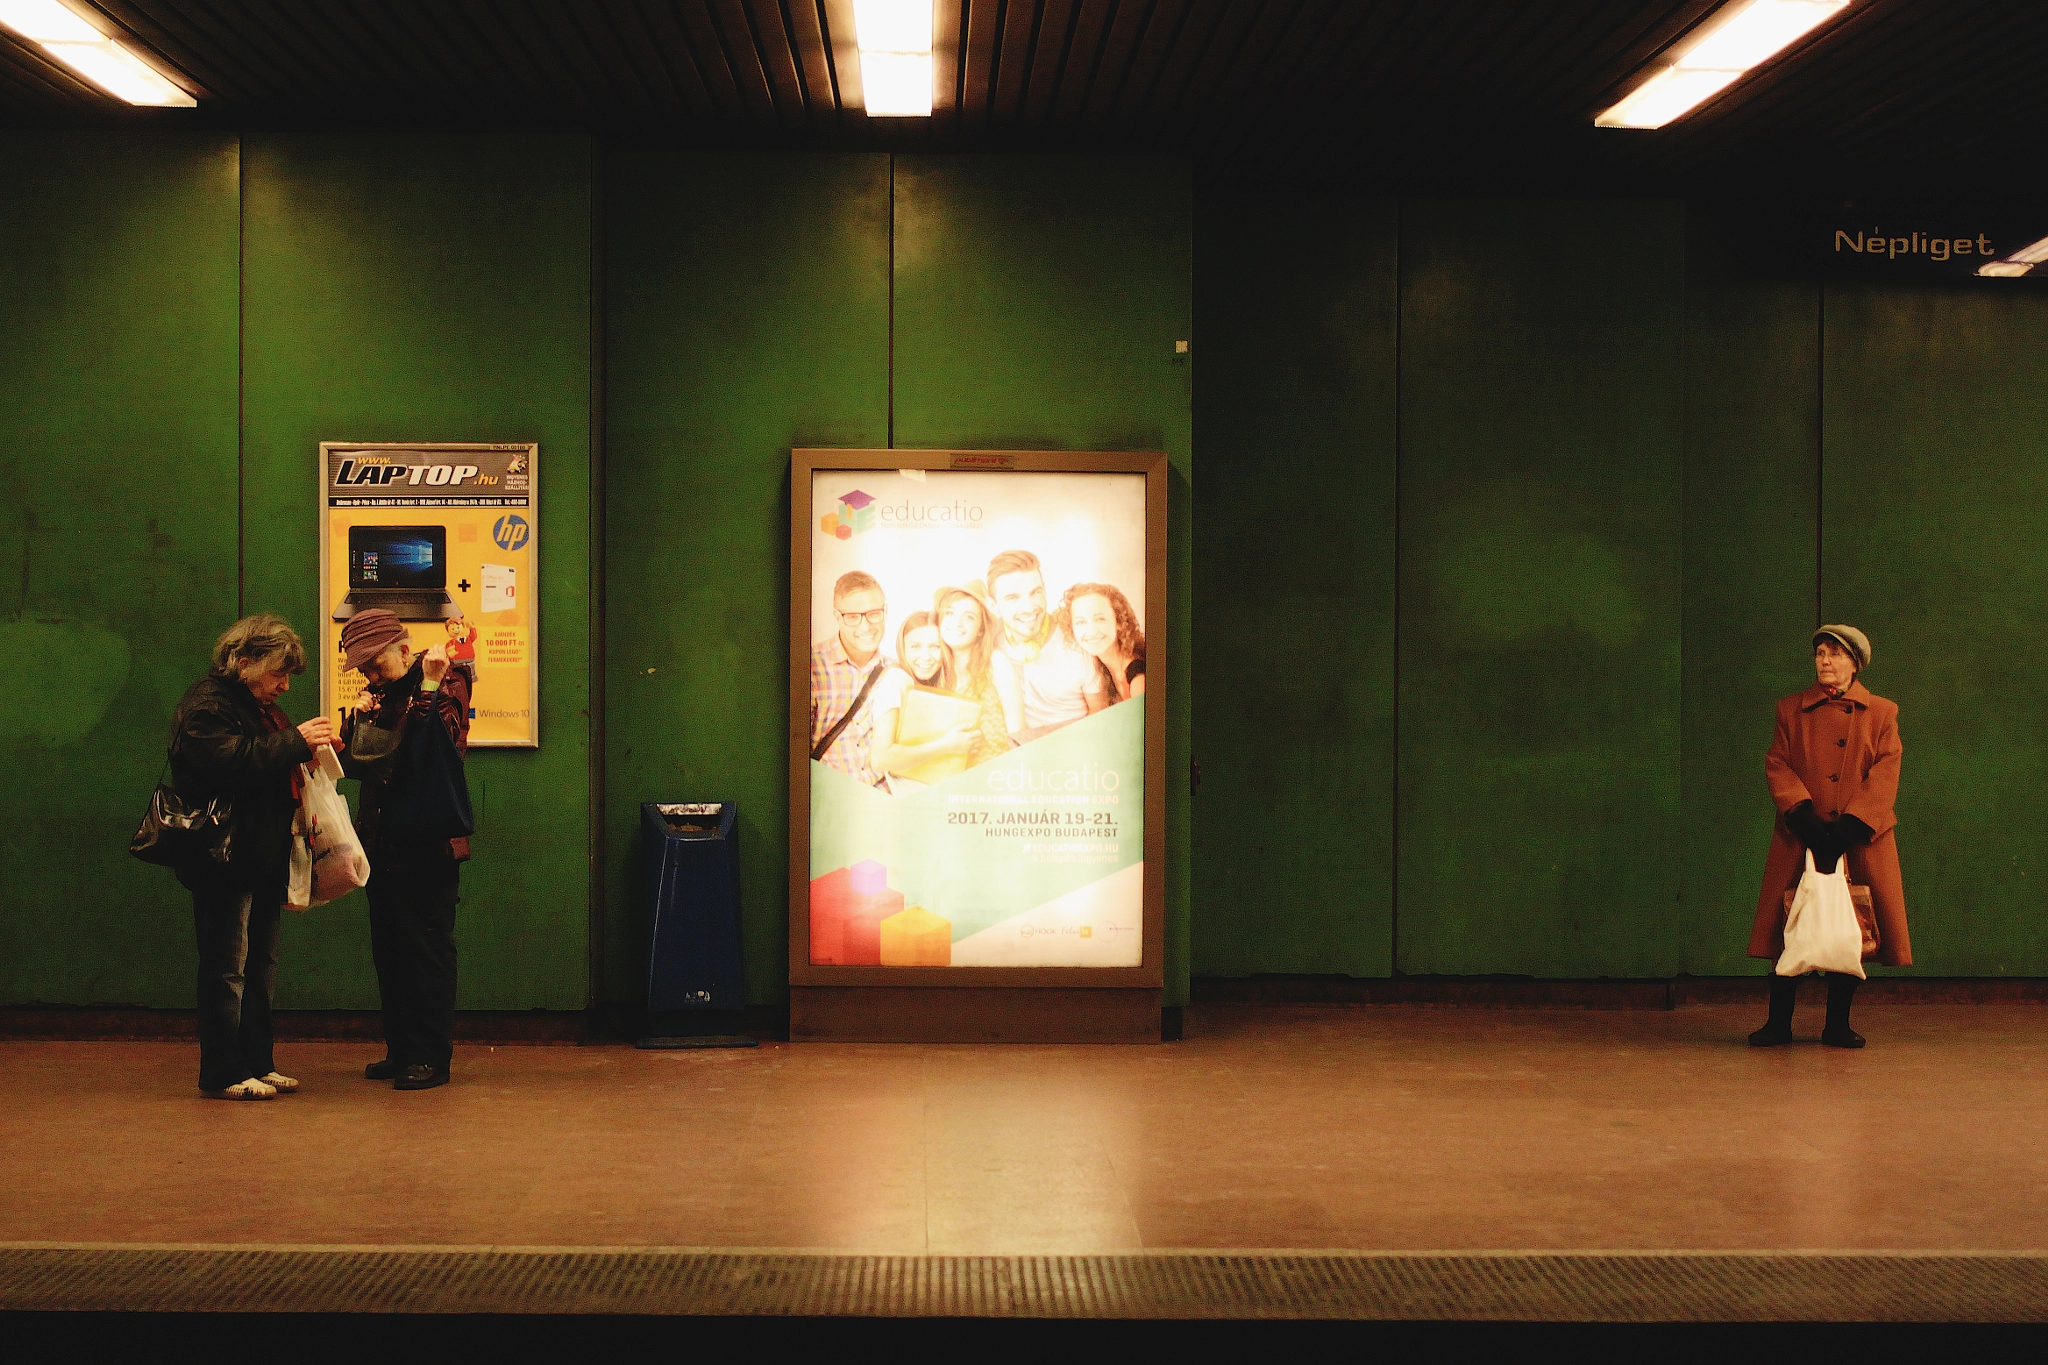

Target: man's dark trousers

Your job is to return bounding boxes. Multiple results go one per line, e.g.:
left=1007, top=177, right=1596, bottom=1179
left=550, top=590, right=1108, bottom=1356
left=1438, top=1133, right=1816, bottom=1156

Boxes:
left=366, top=853, right=459, bottom=1071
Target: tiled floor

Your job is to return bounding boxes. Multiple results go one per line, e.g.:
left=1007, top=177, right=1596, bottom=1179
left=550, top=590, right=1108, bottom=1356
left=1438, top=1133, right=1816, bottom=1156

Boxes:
left=6, top=1001, right=2046, bottom=1253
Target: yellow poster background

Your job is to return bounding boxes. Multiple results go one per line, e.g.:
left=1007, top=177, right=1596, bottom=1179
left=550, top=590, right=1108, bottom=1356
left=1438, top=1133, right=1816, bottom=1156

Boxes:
left=319, top=443, right=539, bottom=748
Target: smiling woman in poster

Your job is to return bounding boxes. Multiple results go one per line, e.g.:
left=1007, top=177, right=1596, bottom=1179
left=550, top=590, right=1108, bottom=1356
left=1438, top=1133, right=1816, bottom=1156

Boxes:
left=934, top=584, right=1021, bottom=759
left=872, top=611, right=977, bottom=791
left=1058, top=582, right=1147, bottom=703
left=1748, top=625, right=1911, bottom=1049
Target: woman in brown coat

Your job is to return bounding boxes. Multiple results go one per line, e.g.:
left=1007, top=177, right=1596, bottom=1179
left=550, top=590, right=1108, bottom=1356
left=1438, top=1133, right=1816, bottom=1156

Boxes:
left=1749, top=624, right=1910, bottom=1049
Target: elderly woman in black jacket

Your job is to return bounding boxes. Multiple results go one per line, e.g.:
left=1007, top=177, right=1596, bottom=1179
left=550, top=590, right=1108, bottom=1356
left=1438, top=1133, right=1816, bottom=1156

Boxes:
left=168, top=614, right=335, bottom=1099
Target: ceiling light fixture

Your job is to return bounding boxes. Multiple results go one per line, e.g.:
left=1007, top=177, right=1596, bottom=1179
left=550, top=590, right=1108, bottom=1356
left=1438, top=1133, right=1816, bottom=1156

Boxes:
left=1976, top=233, right=2048, bottom=278
left=2005, top=234, right=2048, bottom=265
left=853, top=0, right=933, bottom=117
left=1596, top=0, right=1848, bottom=129
left=0, top=0, right=194, bottom=106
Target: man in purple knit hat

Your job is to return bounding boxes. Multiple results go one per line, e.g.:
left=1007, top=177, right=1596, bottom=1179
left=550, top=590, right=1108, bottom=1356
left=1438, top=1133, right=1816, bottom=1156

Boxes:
left=338, top=609, right=473, bottom=1091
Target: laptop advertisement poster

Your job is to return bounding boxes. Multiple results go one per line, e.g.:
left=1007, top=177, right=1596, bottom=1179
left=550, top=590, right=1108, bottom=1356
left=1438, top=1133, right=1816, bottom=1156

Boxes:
left=320, top=442, right=539, bottom=748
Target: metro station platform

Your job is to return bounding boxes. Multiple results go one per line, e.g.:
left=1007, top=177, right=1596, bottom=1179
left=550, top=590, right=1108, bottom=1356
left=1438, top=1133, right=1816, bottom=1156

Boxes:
left=5, top=1002, right=2046, bottom=1349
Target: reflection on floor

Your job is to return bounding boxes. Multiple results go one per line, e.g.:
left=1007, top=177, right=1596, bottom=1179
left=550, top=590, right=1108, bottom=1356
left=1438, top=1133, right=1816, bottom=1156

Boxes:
left=5, top=1002, right=2046, bottom=1254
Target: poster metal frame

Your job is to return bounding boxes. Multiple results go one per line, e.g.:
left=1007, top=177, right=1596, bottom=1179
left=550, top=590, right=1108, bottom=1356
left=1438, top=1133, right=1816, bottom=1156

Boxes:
left=318, top=440, right=541, bottom=749
left=788, top=448, right=1168, bottom=991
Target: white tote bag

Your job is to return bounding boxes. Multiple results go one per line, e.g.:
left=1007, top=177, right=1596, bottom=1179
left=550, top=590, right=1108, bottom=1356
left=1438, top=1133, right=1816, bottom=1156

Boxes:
left=1777, top=849, right=1867, bottom=979
left=296, top=746, right=371, bottom=908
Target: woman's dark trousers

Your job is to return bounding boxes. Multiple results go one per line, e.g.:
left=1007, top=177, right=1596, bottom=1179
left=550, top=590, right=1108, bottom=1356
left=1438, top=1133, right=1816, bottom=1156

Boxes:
left=188, top=874, right=282, bottom=1090
left=366, top=853, right=460, bottom=1071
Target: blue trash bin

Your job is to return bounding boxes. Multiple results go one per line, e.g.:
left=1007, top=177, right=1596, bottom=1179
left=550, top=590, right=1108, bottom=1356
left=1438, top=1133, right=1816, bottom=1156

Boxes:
left=642, top=802, right=743, bottom=1012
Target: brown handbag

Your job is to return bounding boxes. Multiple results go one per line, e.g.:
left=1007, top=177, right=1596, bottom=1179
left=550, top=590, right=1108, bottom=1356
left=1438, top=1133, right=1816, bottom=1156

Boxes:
left=1785, top=881, right=1879, bottom=961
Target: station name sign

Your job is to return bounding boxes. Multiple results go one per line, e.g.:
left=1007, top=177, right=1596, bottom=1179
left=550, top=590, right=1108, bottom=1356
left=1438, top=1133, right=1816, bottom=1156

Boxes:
left=1822, top=209, right=2047, bottom=281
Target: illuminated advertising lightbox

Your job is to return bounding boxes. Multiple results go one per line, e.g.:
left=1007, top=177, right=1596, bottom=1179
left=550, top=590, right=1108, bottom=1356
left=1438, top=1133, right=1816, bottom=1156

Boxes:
left=792, top=452, right=1166, bottom=982
left=319, top=442, right=539, bottom=748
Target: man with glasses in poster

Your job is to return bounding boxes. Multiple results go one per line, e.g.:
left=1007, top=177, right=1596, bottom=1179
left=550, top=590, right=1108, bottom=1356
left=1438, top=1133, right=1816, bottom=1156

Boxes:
left=811, top=571, right=891, bottom=787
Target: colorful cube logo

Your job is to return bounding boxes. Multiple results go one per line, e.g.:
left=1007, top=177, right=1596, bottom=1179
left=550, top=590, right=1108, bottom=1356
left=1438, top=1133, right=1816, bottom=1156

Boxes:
left=818, top=489, right=877, bottom=540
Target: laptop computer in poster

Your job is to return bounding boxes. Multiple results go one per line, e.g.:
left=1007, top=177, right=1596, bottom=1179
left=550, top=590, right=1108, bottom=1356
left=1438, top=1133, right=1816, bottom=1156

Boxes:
left=332, top=524, right=459, bottom=621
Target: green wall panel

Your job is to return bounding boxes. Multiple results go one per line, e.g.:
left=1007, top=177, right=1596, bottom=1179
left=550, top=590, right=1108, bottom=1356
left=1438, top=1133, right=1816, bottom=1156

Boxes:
left=1191, top=194, right=1397, bottom=978
left=1396, top=199, right=1685, bottom=977
left=14, top=127, right=2048, bottom=1005
left=1822, top=283, right=2048, bottom=975
left=602, top=150, right=891, bottom=1008
left=240, top=133, right=594, bottom=1010
left=890, top=154, right=1195, bottom=1004
left=1678, top=210, right=1823, bottom=974
left=0, top=133, right=241, bottom=1006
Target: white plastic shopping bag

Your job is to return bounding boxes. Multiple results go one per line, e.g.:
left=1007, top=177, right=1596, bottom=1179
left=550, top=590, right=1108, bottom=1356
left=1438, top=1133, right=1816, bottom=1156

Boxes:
left=299, top=746, right=370, bottom=907
left=1777, top=849, right=1866, bottom=979
left=286, top=823, right=313, bottom=910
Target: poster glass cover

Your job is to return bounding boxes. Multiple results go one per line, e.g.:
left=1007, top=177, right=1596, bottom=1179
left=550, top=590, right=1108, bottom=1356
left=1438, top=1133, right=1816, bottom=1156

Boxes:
left=807, top=468, right=1147, bottom=968
left=321, top=443, right=538, bottom=748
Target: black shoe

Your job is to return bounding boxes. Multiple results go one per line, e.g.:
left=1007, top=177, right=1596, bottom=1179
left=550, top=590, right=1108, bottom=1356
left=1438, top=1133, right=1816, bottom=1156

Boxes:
left=394, top=1064, right=449, bottom=1091
left=363, top=1058, right=402, bottom=1080
left=1822, top=1028, right=1866, bottom=1049
left=1748, top=1024, right=1795, bottom=1047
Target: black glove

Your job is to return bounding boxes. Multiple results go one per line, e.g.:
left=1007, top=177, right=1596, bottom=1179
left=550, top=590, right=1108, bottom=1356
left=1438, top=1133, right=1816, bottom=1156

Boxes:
left=1785, top=801, right=1828, bottom=848
left=1785, top=801, right=1843, bottom=873
left=1812, top=813, right=1873, bottom=875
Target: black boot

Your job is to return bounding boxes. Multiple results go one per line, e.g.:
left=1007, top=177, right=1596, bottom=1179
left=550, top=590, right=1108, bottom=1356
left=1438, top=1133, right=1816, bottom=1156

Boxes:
left=1749, top=975, right=1799, bottom=1046
left=1823, top=974, right=1865, bottom=1048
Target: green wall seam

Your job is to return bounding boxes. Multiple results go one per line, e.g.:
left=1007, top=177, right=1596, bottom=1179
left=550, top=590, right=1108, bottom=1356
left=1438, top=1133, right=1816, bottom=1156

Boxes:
left=587, top=134, right=610, bottom=1018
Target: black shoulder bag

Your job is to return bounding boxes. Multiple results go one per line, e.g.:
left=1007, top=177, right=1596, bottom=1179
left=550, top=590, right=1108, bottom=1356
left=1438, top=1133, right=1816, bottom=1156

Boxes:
left=811, top=662, right=885, bottom=762
left=129, top=748, right=234, bottom=870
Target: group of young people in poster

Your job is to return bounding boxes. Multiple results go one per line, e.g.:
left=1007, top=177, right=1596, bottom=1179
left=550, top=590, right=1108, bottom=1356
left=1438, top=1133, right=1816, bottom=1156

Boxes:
left=809, top=548, right=1147, bottom=796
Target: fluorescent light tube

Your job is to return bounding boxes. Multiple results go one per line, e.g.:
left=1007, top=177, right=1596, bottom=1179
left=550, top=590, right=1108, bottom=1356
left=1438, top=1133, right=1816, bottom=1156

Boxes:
left=853, top=0, right=933, bottom=116
left=42, top=39, right=192, bottom=105
left=0, top=0, right=195, bottom=106
left=2005, top=234, right=2048, bottom=265
left=1596, top=67, right=1742, bottom=129
left=852, top=0, right=931, bottom=55
left=0, top=0, right=99, bottom=42
left=1596, top=0, right=1849, bottom=129
left=1682, top=0, right=1848, bottom=71
left=1977, top=262, right=2034, bottom=278
left=860, top=51, right=933, bottom=117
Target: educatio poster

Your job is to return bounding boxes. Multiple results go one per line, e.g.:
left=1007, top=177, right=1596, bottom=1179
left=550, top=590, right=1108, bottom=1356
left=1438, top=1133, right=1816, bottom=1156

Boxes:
left=807, top=469, right=1147, bottom=968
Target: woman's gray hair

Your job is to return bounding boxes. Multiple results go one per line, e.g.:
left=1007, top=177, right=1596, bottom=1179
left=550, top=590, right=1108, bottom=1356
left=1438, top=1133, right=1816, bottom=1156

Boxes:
left=212, top=613, right=308, bottom=677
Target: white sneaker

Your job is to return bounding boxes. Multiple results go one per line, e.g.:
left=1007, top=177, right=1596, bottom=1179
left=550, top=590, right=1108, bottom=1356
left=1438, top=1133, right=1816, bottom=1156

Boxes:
left=258, top=1072, right=299, bottom=1093
left=204, top=1077, right=278, bottom=1101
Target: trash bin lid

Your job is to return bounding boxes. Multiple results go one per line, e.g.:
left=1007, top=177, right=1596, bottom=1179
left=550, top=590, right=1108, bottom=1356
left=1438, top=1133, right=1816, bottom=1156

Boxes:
left=653, top=802, right=725, bottom=836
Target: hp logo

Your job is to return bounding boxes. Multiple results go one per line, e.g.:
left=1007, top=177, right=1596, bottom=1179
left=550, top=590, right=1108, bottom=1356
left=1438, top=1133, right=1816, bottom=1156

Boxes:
left=492, top=514, right=530, bottom=551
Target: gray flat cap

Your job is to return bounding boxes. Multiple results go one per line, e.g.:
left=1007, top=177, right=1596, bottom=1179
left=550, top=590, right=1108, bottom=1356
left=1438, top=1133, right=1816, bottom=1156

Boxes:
left=1814, top=624, right=1871, bottom=670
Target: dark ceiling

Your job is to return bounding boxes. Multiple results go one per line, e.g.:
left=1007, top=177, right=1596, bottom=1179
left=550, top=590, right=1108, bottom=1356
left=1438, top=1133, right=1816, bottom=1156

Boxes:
left=2, top=0, right=2041, bottom=192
